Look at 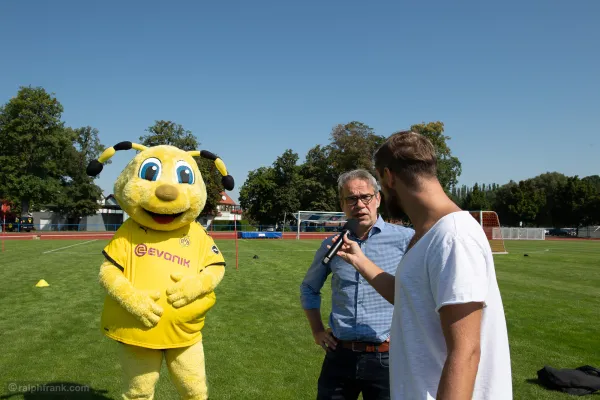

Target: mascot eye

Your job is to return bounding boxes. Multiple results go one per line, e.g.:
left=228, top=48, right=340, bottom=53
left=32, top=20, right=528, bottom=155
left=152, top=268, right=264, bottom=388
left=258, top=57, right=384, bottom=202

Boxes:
left=175, top=161, right=195, bottom=184
left=139, top=158, right=162, bottom=181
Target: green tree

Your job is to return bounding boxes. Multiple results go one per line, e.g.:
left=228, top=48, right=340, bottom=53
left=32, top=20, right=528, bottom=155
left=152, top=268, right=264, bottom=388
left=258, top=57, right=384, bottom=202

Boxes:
left=529, top=172, right=568, bottom=226
left=296, top=121, right=386, bottom=214
left=483, top=182, right=498, bottom=209
left=73, top=126, right=109, bottom=168
left=0, top=86, right=72, bottom=214
left=493, top=181, right=518, bottom=226
left=584, top=196, right=600, bottom=225
left=238, top=167, right=278, bottom=224
left=272, top=150, right=302, bottom=226
left=139, top=120, right=224, bottom=215
left=299, top=145, right=338, bottom=211
left=410, top=121, right=462, bottom=192
left=507, top=180, right=546, bottom=226
left=139, top=120, right=198, bottom=149
left=583, top=176, right=600, bottom=225
left=329, top=121, right=386, bottom=176
left=553, top=176, right=597, bottom=230
left=49, top=127, right=106, bottom=222
left=463, top=183, right=490, bottom=211
left=582, top=175, right=600, bottom=193
left=242, top=121, right=387, bottom=221
left=455, top=185, right=468, bottom=202
left=239, top=150, right=303, bottom=226
left=238, top=120, right=464, bottom=224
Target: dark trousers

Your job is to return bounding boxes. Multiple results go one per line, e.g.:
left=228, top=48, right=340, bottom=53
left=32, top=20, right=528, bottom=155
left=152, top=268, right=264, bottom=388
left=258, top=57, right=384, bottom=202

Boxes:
left=317, top=346, right=390, bottom=400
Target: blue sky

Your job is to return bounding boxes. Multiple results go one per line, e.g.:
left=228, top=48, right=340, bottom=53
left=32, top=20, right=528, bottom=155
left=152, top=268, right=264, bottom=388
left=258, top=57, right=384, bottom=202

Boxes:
left=1, top=0, right=598, bottom=203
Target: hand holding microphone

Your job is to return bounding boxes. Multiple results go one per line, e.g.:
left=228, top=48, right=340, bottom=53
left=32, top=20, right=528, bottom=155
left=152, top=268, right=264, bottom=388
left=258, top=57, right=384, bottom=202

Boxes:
left=322, top=219, right=363, bottom=266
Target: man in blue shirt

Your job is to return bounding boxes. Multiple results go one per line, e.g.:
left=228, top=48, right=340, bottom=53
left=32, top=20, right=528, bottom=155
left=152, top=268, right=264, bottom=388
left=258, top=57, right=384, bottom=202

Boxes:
left=300, top=169, right=414, bottom=400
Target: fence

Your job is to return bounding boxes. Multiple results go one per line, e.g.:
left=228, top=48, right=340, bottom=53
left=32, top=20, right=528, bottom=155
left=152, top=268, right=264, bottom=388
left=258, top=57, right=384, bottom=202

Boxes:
left=493, top=227, right=546, bottom=240
left=1, top=223, right=123, bottom=232
left=209, top=224, right=298, bottom=232
left=1, top=222, right=298, bottom=233
left=576, top=226, right=600, bottom=239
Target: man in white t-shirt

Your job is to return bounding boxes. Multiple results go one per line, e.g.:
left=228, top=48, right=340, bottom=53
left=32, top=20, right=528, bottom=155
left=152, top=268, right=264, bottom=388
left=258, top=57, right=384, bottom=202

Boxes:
left=332, top=131, right=512, bottom=399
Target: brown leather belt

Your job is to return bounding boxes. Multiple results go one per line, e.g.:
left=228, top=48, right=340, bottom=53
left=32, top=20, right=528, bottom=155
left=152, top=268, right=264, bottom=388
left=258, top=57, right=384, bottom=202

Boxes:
left=337, top=340, right=389, bottom=353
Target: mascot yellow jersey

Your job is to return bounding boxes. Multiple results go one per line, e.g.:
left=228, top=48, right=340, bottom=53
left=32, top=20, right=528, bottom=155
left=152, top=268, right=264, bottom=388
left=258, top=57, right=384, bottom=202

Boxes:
left=101, top=218, right=225, bottom=349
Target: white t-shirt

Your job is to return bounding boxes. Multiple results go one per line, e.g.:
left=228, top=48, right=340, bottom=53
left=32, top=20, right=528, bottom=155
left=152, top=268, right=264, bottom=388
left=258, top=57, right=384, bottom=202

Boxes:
left=390, top=211, right=512, bottom=399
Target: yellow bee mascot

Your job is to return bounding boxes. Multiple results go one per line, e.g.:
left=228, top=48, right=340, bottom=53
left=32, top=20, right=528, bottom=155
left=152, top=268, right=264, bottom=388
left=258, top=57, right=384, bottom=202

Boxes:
left=87, top=141, right=234, bottom=400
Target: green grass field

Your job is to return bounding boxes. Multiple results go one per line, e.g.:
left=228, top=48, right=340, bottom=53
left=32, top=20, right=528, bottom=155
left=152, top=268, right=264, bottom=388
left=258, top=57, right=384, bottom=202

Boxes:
left=0, top=238, right=598, bottom=399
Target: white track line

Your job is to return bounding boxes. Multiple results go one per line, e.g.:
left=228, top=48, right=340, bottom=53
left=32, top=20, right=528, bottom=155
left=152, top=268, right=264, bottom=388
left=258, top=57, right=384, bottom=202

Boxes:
left=43, top=239, right=99, bottom=254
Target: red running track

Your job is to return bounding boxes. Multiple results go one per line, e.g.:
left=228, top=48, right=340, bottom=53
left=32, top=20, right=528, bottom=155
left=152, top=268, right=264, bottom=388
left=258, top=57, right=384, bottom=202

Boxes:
left=0, top=232, right=334, bottom=241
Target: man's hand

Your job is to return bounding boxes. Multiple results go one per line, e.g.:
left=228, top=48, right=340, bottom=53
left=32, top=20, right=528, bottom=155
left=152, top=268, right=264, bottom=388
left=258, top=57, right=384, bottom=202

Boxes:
left=329, top=232, right=366, bottom=268
left=314, top=328, right=338, bottom=352
left=329, top=233, right=396, bottom=304
left=166, top=273, right=204, bottom=308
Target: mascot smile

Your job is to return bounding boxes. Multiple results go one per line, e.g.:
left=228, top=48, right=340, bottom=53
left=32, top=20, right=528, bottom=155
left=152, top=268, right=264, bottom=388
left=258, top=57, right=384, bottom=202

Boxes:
left=87, top=141, right=234, bottom=400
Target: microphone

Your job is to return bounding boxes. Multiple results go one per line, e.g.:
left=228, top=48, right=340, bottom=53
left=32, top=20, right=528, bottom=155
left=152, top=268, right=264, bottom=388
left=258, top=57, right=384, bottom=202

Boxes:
left=322, top=219, right=359, bottom=265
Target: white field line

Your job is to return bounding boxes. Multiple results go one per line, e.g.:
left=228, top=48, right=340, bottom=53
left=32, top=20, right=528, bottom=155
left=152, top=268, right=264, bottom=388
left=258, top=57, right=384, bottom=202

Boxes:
left=42, top=240, right=99, bottom=254
left=221, top=249, right=317, bottom=252
left=0, top=233, right=113, bottom=236
left=0, top=234, right=114, bottom=239
left=44, top=248, right=318, bottom=255
left=523, top=249, right=551, bottom=254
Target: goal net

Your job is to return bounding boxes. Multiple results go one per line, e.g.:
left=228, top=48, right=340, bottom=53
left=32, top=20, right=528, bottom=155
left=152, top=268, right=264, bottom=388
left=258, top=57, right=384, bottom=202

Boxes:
left=468, top=211, right=508, bottom=254
left=295, top=211, right=347, bottom=239
left=493, top=227, right=545, bottom=240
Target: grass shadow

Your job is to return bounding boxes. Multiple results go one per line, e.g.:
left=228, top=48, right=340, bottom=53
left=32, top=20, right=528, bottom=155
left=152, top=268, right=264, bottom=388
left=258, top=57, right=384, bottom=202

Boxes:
left=0, top=381, right=111, bottom=399
left=525, top=378, right=546, bottom=389
left=526, top=378, right=600, bottom=397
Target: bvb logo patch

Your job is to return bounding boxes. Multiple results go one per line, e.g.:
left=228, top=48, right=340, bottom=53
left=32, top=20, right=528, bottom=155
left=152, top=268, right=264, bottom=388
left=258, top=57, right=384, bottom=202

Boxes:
left=211, top=245, right=220, bottom=255
left=180, top=235, right=191, bottom=247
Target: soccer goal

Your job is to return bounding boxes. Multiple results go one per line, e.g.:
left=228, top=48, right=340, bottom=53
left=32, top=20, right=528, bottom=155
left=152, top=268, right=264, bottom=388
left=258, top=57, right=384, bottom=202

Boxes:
left=468, top=211, right=508, bottom=254
left=295, top=211, right=347, bottom=240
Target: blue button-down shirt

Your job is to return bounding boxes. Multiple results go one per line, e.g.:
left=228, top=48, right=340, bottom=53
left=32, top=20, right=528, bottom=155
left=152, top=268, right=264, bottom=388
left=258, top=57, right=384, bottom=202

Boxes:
left=300, top=216, right=414, bottom=342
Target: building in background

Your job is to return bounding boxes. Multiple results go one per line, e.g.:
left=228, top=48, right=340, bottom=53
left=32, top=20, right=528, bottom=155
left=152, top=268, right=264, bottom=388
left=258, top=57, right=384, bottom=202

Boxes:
left=12, top=192, right=244, bottom=232
left=32, top=194, right=126, bottom=231
left=197, top=192, right=242, bottom=228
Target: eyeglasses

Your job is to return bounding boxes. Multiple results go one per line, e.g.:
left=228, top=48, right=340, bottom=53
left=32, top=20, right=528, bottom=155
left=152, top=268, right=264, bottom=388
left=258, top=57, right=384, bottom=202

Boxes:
left=343, top=193, right=377, bottom=206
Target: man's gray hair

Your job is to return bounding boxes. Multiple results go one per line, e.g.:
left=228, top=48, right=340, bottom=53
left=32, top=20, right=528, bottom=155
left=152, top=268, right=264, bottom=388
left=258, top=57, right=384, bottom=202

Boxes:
left=337, top=169, right=381, bottom=195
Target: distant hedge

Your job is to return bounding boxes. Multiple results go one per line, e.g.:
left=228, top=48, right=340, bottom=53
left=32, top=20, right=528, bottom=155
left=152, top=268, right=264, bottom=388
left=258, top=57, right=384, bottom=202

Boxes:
left=209, top=219, right=255, bottom=231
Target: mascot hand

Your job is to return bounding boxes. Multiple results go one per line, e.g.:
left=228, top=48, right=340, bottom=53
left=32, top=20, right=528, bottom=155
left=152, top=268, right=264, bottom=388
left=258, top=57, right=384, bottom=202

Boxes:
left=126, top=289, right=164, bottom=328
left=99, top=262, right=163, bottom=328
left=166, top=273, right=205, bottom=308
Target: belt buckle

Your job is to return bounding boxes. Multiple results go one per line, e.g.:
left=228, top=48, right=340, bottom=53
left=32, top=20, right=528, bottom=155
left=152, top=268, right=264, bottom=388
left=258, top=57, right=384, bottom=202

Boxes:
left=351, top=342, right=358, bottom=352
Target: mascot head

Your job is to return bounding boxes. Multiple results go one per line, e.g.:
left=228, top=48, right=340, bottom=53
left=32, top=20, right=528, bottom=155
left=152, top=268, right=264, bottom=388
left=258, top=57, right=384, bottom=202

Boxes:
left=86, top=141, right=234, bottom=231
